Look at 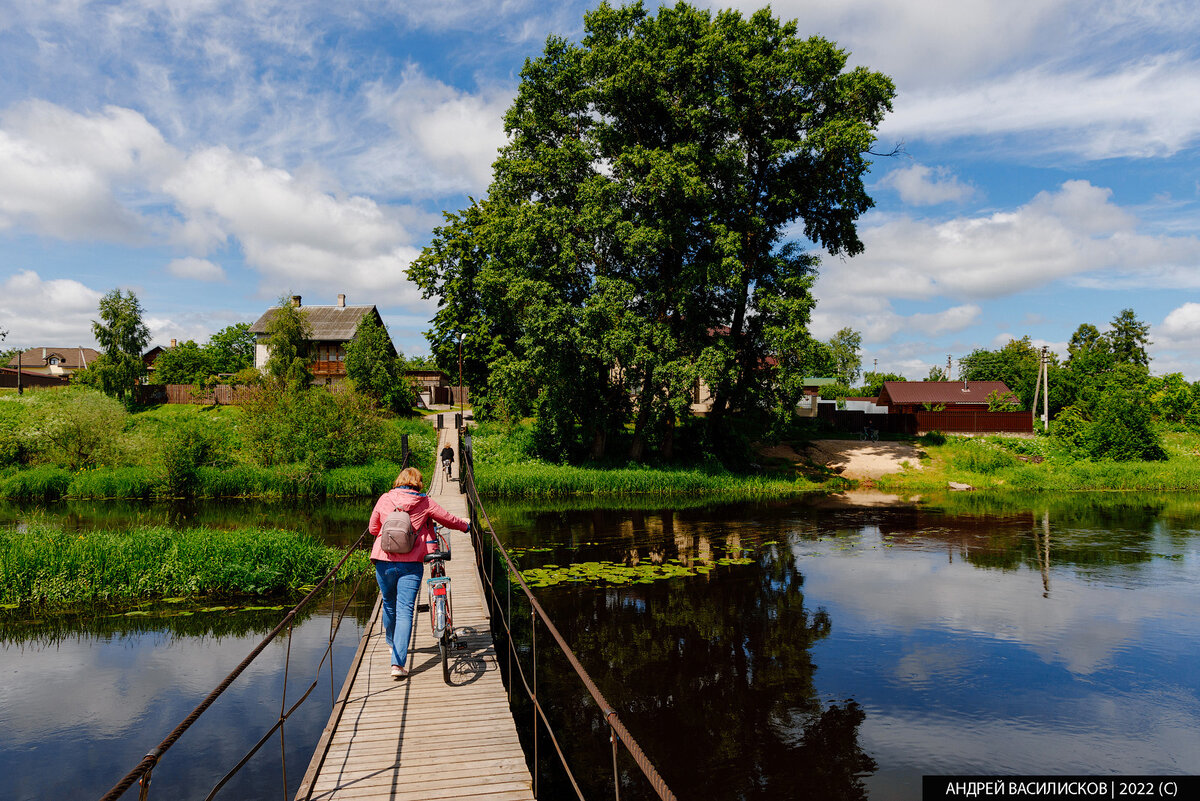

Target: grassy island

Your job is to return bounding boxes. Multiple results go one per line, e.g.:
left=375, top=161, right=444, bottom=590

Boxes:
left=0, top=522, right=371, bottom=608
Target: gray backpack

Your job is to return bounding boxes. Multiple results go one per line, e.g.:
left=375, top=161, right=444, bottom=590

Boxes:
left=380, top=505, right=417, bottom=554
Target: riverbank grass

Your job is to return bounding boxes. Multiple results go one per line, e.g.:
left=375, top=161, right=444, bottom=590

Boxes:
left=876, top=430, right=1200, bottom=493
left=469, top=422, right=835, bottom=497
left=0, top=522, right=371, bottom=607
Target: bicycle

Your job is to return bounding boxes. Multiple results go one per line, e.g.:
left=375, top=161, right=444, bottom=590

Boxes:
left=859, top=427, right=879, bottom=442
left=423, top=526, right=456, bottom=684
left=442, top=457, right=453, bottom=481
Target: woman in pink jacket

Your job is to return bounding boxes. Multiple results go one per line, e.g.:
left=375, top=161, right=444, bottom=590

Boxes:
left=368, top=467, right=469, bottom=679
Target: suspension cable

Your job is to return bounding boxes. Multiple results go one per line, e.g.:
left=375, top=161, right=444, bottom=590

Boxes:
left=98, top=528, right=370, bottom=801
left=462, top=456, right=677, bottom=801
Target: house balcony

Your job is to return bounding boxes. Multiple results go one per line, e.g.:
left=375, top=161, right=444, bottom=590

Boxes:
left=312, top=360, right=347, bottom=376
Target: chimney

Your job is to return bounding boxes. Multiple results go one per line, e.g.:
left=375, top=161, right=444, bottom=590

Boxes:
left=337, top=293, right=346, bottom=308
left=291, top=295, right=302, bottom=307
left=170, top=338, right=177, bottom=348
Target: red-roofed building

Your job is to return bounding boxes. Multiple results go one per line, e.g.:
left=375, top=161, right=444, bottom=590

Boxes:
left=876, top=381, right=1018, bottom=414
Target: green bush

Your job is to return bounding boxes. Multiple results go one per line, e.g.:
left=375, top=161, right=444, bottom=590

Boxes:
left=21, top=387, right=129, bottom=470
left=241, top=385, right=390, bottom=469
left=1085, top=387, right=1166, bottom=461
left=160, top=418, right=227, bottom=496
left=0, top=399, right=30, bottom=468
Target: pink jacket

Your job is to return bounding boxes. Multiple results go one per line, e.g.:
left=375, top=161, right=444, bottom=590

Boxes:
left=368, top=487, right=469, bottom=562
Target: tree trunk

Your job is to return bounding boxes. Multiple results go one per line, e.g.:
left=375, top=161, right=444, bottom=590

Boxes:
left=707, top=269, right=752, bottom=437
left=661, top=410, right=676, bottom=461
left=628, top=370, right=657, bottom=462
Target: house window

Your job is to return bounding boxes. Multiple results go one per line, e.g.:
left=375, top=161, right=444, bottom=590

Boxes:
left=48, top=357, right=59, bottom=365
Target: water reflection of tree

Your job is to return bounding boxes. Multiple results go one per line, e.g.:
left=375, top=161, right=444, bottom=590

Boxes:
left=521, top=538, right=876, bottom=801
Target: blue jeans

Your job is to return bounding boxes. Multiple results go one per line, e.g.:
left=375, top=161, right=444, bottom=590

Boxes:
left=374, top=560, right=424, bottom=668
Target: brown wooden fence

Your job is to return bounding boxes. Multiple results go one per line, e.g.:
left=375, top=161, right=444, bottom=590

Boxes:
left=0, top=370, right=69, bottom=389
left=914, top=409, right=1032, bottom=434
left=136, top=384, right=259, bottom=405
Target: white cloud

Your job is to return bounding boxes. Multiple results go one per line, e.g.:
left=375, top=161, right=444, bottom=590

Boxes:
left=817, top=180, right=1200, bottom=305
left=886, top=55, right=1200, bottom=160
left=0, top=270, right=102, bottom=346
left=166, top=257, right=226, bottom=282
left=1161, top=302, right=1200, bottom=338
left=878, top=164, right=974, bottom=206
left=360, top=68, right=512, bottom=196
left=0, top=102, right=176, bottom=241
left=162, top=145, right=430, bottom=304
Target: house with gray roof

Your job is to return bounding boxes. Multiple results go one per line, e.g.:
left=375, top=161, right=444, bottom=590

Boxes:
left=247, top=294, right=395, bottom=385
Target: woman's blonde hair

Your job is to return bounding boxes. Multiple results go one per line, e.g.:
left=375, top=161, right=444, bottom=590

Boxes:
left=393, top=467, right=424, bottom=493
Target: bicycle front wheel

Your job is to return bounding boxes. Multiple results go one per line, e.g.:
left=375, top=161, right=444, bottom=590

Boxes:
left=439, top=629, right=451, bottom=684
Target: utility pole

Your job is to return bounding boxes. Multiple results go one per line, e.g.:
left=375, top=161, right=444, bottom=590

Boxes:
left=1042, top=346, right=1049, bottom=432
left=1030, top=345, right=1049, bottom=432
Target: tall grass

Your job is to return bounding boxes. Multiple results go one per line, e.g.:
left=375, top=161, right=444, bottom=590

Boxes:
left=877, top=430, right=1200, bottom=493
left=0, top=465, right=72, bottom=500
left=0, top=461, right=408, bottom=501
left=475, top=461, right=822, bottom=497
left=0, top=522, right=372, bottom=607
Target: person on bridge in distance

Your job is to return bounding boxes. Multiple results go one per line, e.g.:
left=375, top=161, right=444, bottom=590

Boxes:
left=440, top=443, right=455, bottom=480
left=368, top=467, right=470, bottom=679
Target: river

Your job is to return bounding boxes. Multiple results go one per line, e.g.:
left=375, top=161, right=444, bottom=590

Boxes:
left=2, top=493, right=1198, bottom=800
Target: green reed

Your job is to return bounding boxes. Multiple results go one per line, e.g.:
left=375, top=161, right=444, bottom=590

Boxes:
left=0, top=522, right=372, bottom=607
left=474, top=461, right=823, bottom=497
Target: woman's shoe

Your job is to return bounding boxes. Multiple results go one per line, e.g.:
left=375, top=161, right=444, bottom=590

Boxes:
left=390, top=665, right=408, bottom=679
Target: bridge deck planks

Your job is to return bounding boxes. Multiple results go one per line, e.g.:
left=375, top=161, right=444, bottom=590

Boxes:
left=296, top=422, right=533, bottom=801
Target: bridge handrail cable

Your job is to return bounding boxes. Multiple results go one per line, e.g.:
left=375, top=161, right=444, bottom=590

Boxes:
left=98, top=527, right=373, bottom=801
left=459, top=435, right=677, bottom=801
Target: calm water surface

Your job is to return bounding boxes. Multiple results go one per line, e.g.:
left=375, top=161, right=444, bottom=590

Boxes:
left=2, top=494, right=1199, bottom=800
left=485, top=494, right=1200, bottom=800
left=0, top=498, right=373, bottom=801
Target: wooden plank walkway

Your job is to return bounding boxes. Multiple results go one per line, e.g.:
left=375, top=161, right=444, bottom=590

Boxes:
left=296, top=421, right=534, bottom=801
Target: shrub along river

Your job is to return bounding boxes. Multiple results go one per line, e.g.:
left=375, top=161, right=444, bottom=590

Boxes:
left=2, top=492, right=1198, bottom=800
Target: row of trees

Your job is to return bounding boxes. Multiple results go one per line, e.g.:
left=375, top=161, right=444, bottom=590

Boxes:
left=957, top=308, right=1179, bottom=460
left=153, top=324, right=257, bottom=385
left=410, top=1, right=895, bottom=461
left=39, top=289, right=421, bottom=418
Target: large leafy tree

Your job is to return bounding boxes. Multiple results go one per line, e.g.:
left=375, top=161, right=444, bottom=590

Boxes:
left=1107, top=307, right=1151, bottom=368
left=410, top=1, right=894, bottom=461
left=89, top=289, right=151, bottom=404
left=345, top=313, right=413, bottom=413
left=154, top=340, right=212, bottom=384
left=262, top=294, right=313, bottom=391
left=827, top=328, right=863, bottom=387
left=205, top=323, right=255, bottom=374
left=959, top=336, right=1069, bottom=412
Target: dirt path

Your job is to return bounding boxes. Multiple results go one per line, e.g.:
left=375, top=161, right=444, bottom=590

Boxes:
left=800, top=439, right=924, bottom=480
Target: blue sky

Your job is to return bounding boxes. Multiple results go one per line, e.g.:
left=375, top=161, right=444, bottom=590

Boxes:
left=1, top=0, right=1198, bottom=379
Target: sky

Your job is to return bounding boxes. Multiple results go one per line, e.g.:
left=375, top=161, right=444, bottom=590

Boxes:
left=1, top=0, right=1198, bottom=380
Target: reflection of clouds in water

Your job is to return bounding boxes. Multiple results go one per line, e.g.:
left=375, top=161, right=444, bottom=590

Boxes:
left=1, top=620, right=356, bottom=746
left=793, top=538, right=1194, bottom=675
left=859, top=686, right=1200, bottom=779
